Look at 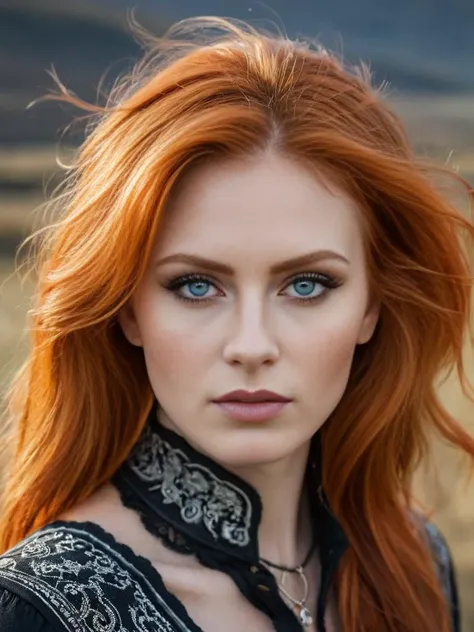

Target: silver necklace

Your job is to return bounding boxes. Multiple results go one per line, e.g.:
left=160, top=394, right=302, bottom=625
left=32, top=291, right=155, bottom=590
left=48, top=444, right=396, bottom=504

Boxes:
left=278, top=566, right=313, bottom=627
left=260, top=539, right=316, bottom=627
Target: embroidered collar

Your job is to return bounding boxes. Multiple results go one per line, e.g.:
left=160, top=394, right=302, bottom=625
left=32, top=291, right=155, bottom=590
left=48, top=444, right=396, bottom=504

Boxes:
left=113, top=401, right=348, bottom=569
left=115, top=404, right=262, bottom=562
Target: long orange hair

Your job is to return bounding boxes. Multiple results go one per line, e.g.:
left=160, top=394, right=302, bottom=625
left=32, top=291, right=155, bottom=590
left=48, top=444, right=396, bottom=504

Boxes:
left=1, top=16, right=474, bottom=632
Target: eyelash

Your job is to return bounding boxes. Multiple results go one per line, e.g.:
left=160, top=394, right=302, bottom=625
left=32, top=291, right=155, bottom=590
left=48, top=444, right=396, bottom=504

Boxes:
left=163, top=272, right=342, bottom=305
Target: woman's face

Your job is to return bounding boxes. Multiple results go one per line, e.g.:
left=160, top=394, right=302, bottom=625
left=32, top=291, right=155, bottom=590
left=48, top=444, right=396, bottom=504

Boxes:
left=119, top=153, right=379, bottom=467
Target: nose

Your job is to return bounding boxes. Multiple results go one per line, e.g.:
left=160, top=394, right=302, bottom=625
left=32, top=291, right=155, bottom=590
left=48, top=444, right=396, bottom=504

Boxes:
left=222, top=296, right=280, bottom=371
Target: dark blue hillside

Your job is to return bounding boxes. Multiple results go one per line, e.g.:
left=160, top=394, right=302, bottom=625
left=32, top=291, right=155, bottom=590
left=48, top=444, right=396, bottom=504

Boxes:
left=1, top=0, right=473, bottom=145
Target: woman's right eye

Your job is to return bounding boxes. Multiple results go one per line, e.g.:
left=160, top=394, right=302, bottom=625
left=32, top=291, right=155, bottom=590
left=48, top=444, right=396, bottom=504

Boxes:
left=164, top=274, right=219, bottom=304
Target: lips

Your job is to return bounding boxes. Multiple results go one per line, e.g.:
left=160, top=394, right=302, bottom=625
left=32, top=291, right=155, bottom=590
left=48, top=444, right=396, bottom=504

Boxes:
left=214, top=401, right=290, bottom=422
left=212, top=390, right=292, bottom=422
left=212, top=389, right=291, bottom=403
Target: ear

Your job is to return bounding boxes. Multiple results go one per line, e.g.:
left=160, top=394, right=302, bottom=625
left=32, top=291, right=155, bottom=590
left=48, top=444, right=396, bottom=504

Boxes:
left=357, top=295, right=381, bottom=345
left=117, top=301, right=143, bottom=347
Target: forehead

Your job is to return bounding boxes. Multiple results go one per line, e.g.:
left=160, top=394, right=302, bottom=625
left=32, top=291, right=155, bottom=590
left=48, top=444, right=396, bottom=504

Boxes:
left=154, top=153, right=365, bottom=266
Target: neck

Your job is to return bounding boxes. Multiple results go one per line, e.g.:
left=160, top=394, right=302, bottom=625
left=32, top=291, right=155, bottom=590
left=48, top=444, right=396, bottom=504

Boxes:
left=228, top=441, right=313, bottom=568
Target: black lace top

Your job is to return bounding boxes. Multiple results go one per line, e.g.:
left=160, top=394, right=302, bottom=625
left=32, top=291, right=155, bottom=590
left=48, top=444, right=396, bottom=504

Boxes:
left=0, top=404, right=461, bottom=631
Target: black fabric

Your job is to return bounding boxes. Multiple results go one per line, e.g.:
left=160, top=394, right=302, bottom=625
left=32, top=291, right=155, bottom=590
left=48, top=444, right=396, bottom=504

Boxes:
left=0, top=587, right=56, bottom=631
left=0, top=520, right=206, bottom=632
left=0, top=401, right=462, bottom=631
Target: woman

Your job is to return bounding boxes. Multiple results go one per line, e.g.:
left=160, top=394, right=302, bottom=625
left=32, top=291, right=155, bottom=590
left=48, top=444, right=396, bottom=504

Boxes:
left=0, top=16, right=472, bottom=632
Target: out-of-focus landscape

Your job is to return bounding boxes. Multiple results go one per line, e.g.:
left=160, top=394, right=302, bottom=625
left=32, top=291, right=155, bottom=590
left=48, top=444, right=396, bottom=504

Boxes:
left=1, top=0, right=474, bottom=627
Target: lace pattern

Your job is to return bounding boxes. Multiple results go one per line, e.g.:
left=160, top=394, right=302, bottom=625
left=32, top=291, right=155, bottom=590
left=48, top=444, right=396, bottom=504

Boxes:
left=0, top=525, right=193, bottom=632
left=116, top=477, right=193, bottom=557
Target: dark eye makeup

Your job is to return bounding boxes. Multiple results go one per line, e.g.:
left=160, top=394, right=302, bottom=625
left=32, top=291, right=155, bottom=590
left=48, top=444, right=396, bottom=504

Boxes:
left=162, top=271, right=343, bottom=305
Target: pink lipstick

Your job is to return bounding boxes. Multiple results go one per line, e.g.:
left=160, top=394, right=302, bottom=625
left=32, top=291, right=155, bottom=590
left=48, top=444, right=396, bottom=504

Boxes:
left=212, top=389, right=291, bottom=422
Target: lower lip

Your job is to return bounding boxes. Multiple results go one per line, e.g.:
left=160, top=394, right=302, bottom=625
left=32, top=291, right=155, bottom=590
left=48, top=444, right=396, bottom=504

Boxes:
left=213, top=401, right=290, bottom=422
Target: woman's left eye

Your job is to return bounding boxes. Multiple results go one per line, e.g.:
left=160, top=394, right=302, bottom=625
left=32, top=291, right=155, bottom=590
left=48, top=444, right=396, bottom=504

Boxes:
left=164, top=272, right=341, bottom=304
left=283, top=273, right=341, bottom=301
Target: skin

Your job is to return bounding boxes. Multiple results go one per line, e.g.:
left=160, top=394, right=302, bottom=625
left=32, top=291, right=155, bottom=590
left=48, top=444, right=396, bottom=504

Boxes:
left=63, top=151, right=380, bottom=632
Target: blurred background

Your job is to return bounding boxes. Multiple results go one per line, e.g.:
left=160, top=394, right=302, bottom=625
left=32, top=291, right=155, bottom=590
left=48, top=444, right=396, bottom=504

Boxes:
left=1, top=0, right=474, bottom=627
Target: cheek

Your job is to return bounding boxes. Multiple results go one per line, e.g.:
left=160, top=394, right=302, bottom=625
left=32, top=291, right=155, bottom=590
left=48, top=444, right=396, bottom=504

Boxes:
left=293, top=323, right=358, bottom=429
left=135, top=298, right=212, bottom=391
left=298, top=310, right=363, bottom=391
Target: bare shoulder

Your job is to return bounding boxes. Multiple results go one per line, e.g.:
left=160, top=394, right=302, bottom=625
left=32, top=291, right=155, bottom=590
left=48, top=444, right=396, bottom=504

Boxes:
left=62, top=483, right=238, bottom=587
left=60, top=482, right=197, bottom=569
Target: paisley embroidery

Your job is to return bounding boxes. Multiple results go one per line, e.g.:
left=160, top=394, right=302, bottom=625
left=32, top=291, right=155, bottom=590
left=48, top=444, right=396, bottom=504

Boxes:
left=128, top=425, right=253, bottom=547
left=0, top=525, right=192, bottom=631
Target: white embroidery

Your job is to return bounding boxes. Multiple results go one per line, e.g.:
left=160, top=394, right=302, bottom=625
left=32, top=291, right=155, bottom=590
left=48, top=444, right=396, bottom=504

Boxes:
left=128, top=426, right=253, bottom=547
left=0, top=526, right=193, bottom=632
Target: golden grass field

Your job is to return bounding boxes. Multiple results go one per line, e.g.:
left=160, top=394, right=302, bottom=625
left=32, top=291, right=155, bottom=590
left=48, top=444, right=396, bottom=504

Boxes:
left=1, top=94, right=474, bottom=628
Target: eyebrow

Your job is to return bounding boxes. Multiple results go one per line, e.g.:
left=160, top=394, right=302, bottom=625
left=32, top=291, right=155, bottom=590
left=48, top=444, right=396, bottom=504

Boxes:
left=155, top=249, right=350, bottom=275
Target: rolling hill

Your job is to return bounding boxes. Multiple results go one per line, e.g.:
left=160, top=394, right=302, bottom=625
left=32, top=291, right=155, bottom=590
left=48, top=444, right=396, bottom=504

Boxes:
left=1, top=0, right=474, bottom=146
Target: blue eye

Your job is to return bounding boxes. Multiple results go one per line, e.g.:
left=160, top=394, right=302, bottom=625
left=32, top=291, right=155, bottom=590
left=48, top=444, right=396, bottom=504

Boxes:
left=285, top=275, right=336, bottom=300
left=164, top=274, right=218, bottom=303
left=292, top=278, right=320, bottom=296
left=164, top=272, right=341, bottom=304
left=187, top=280, right=212, bottom=297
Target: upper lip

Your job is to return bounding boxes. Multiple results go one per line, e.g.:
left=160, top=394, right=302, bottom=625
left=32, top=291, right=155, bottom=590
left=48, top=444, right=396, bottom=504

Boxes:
left=213, top=389, right=292, bottom=403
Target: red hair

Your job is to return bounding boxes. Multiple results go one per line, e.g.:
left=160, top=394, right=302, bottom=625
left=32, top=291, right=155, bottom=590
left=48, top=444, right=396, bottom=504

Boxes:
left=1, top=17, right=474, bottom=632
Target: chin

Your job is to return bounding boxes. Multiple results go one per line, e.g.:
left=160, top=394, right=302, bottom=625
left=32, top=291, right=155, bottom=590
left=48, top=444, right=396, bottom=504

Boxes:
left=201, top=425, right=310, bottom=469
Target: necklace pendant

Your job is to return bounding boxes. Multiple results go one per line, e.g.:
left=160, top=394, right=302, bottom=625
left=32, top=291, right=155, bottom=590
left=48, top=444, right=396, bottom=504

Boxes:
left=299, top=606, right=313, bottom=627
